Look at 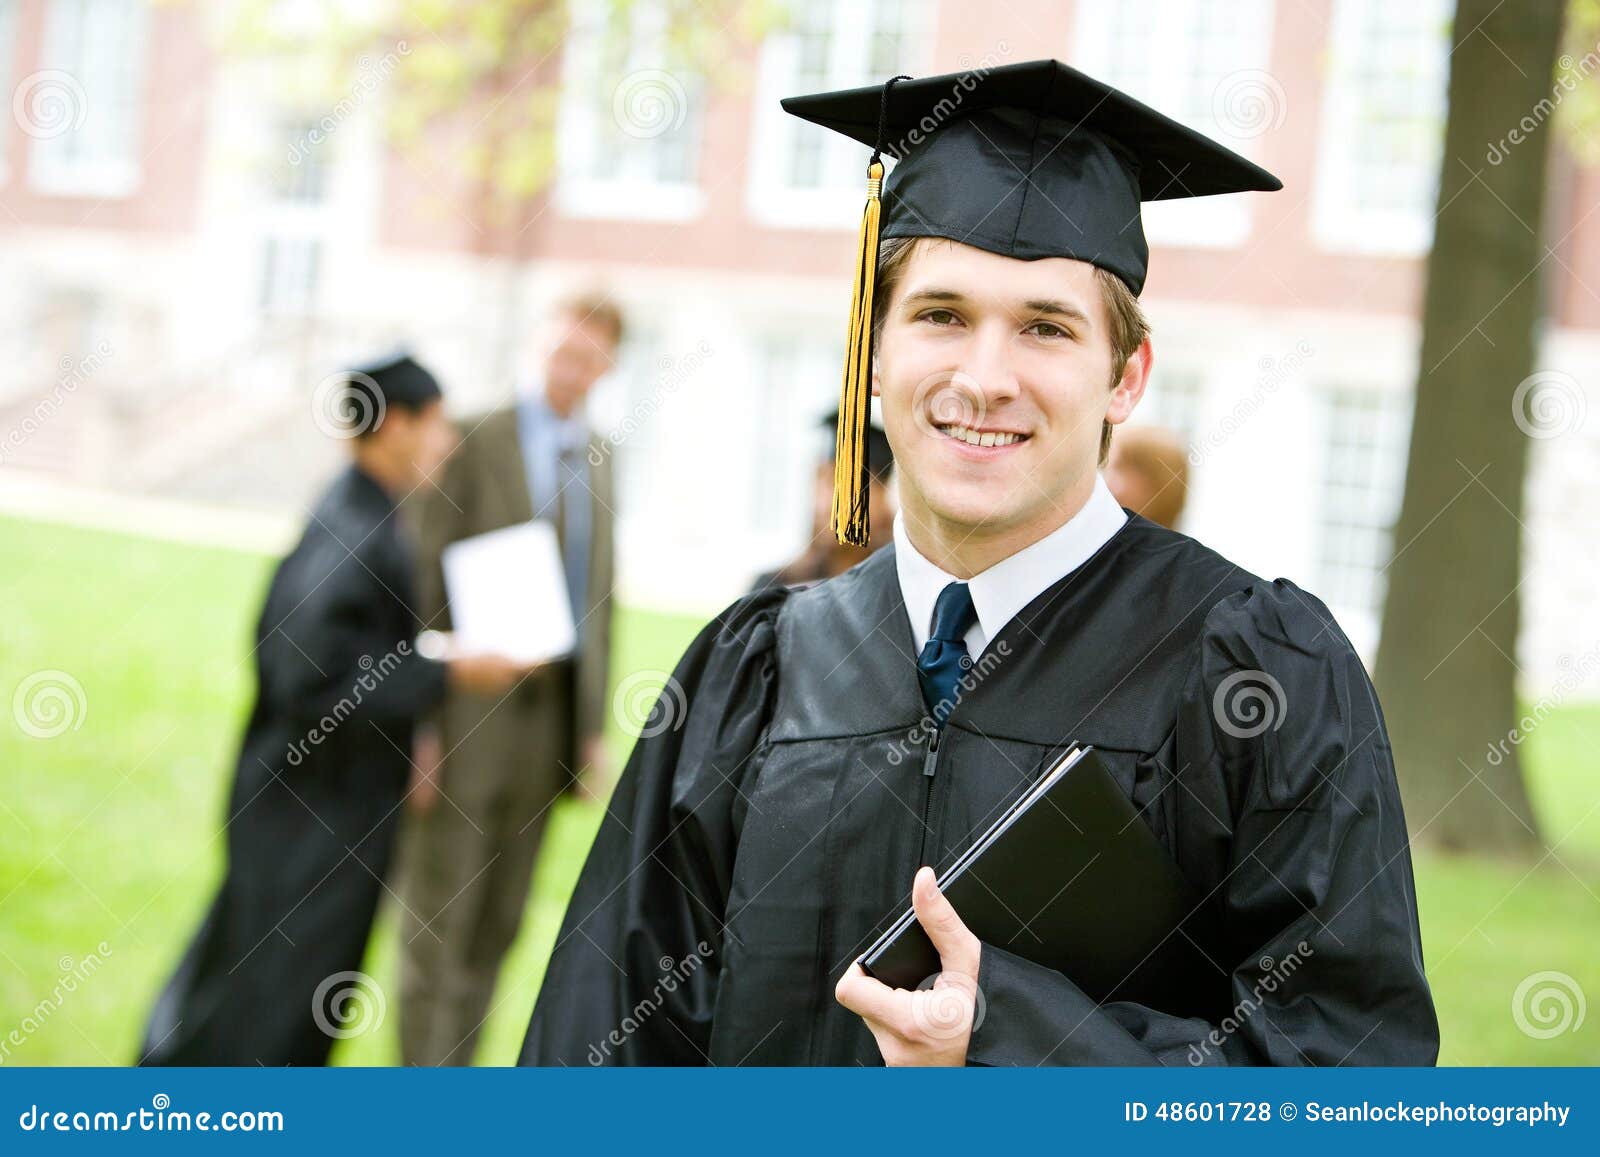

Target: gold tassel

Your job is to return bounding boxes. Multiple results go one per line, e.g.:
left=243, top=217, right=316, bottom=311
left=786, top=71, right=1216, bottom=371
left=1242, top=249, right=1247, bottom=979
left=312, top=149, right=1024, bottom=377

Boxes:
left=832, top=159, right=884, bottom=547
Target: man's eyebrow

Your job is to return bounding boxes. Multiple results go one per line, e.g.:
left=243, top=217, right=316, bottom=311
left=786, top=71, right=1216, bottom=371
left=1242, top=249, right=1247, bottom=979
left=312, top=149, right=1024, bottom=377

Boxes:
left=1021, top=298, right=1092, bottom=324
left=899, top=287, right=966, bottom=305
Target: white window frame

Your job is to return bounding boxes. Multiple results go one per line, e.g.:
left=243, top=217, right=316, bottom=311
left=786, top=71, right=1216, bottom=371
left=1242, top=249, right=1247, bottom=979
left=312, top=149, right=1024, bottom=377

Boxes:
left=555, top=2, right=705, bottom=222
left=1311, top=0, right=1452, bottom=256
left=0, top=1, right=16, bottom=185
left=28, top=0, right=147, bottom=198
left=1072, top=0, right=1275, bottom=250
left=744, top=0, right=930, bottom=230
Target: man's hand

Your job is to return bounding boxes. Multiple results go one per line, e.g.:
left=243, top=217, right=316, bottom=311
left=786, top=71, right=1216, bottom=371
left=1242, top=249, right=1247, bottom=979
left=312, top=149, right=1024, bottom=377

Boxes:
left=834, top=866, right=982, bottom=1066
left=574, top=734, right=615, bottom=804
left=407, top=726, right=443, bottom=815
left=447, top=652, right=537, bottom=696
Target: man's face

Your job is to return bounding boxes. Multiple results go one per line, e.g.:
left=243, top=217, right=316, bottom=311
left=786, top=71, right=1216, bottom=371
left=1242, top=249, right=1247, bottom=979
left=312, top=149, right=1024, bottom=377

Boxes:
left=386, top=399, right=455, bottom=488
left=543, top=312, right=616, bottom=414
left=874, top=239, right=1146, bottom=541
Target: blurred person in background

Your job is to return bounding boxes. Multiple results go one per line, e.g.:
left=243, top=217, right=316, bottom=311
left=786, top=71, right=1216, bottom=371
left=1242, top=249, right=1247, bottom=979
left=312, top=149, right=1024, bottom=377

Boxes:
left=750, top=407, right=896, bottom=593
left=140, top=355, right=529, bottom=1067
left=1104, top=424, right=1189, bottom=529
left=396, top=293, right=622, bottom=1066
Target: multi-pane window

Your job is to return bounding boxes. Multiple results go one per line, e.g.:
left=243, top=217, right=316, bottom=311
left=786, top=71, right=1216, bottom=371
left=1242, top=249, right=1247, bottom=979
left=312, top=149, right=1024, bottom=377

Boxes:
left=1134, top=365, right=1206, bottom=448
left=1313, top=0, right=1451, bottom=253
left=29, top=0, right=147, bottom=196
left=1073, top=0, right=1275, bottom=247
left=746, top=0, right=919, bottom=226
left=557, top=2, right=705, bottom=219
left=1315, top=385, right=1413, bottom=623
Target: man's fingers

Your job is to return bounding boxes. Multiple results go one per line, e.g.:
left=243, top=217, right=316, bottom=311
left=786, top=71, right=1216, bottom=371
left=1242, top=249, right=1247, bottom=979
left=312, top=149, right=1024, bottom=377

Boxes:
left=835, top=963, right=904, bottom=1025
left=912, top=866, right=981, bottom=977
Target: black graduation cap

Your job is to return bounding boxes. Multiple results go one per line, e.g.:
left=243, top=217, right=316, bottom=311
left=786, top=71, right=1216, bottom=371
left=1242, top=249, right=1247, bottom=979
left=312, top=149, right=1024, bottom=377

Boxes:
left=782, top=59, right=1281, bottom=296
left=337, top=351, right=442, bottom=431
left=820, top=407, right=893, bottom=482
left=781, top=59, right=1281, bottom=546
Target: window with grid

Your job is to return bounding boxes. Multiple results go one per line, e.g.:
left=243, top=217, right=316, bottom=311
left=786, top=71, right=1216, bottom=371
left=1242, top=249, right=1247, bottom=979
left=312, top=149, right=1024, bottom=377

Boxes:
left=1072, top=0, right=1275, bottom=248
left=29, top=0, right=148, bottom=197
left=1313, top=0, right=1451, bottom=254
left=557, top=2, right=705, bottom=220
left=1315, top=385, right=1413, bottom=619
left=1134, top=365, right=1205, bottom=447
left=745, top=0, right=921, bottom=227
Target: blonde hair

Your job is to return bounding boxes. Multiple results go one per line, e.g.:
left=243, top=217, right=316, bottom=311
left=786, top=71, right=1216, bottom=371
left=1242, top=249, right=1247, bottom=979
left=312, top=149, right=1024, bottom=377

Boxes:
left=873, top=237, right=1148, bottom=464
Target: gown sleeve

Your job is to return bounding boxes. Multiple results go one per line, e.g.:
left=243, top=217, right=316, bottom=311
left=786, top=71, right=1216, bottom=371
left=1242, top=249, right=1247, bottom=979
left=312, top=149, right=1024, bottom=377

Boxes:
left=519, top=587, right=787, bottom=1065
left=965, top=579, right=1440, bottom=1067
left=259, top=536, right=447, bottom=729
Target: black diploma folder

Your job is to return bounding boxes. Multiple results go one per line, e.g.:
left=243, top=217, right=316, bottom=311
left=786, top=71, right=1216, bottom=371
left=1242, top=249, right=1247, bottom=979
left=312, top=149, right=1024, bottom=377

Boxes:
left=858, top=746, right=1200, bottom=1005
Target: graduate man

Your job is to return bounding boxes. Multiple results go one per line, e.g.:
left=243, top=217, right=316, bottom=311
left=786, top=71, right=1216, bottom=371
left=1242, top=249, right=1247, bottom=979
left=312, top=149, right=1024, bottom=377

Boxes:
left=520, top=62, right=1439, bottom=1066
left=141, top=355, right=529, bottom=1066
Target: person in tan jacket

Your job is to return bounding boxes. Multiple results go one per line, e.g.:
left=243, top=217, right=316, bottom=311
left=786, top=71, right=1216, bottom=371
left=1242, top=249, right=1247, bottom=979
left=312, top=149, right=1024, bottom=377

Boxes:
left=397, top=293, right=622, bottom=1065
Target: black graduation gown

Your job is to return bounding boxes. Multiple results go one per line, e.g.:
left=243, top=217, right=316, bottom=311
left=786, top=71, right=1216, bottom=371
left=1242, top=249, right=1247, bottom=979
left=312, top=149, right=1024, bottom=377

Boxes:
left=521, top=514, right=1439, bottom=1066
left=141, top=465, right=446, bottom=1066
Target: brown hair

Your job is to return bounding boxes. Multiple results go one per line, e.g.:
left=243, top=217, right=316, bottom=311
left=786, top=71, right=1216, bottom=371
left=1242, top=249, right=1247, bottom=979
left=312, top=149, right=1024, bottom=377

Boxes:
left=872, top=237, right=1149, bottom=465
left=555, top=289, right=626, bottom=349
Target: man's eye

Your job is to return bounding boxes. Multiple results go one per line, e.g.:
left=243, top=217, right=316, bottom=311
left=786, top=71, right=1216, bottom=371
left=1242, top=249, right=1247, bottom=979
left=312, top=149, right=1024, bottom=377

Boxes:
left=921, top=309, right=959, bottom=326
left=1027, top=321, right=1071, bottom=339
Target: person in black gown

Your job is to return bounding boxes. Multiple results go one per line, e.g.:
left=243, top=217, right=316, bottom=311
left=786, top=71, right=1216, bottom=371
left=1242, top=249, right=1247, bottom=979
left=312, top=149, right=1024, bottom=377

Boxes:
left=520, top=62, right=1439, bottom=1066
left=749, top=408, right=895, bottom=594
left=141, top=355, right=529, bottom=1066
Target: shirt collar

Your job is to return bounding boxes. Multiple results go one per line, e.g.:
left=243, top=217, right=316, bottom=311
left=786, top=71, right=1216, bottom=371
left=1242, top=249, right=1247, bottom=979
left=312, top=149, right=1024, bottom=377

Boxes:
left=894, top=473, right=1129, bottom=656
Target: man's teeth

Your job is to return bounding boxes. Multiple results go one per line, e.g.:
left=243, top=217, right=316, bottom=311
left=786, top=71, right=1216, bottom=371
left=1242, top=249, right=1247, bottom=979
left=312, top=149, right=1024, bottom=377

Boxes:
left=938, top=425, right=1025, bottom=447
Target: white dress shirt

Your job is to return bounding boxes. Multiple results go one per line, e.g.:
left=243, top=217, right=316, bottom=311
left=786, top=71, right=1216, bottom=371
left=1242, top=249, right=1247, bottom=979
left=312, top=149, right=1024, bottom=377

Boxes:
left=894, top=473, right=1129, bottom=658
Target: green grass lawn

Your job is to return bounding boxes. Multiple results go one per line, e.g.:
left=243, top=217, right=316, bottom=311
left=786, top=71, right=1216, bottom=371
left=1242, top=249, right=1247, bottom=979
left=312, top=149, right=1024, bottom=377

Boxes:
left=2, top=515, right=1597, bottom=1066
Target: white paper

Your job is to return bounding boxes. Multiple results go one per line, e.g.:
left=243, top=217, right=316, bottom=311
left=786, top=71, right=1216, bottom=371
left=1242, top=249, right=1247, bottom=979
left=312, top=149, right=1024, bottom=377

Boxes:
left=441, top=520, right=575, bottom=664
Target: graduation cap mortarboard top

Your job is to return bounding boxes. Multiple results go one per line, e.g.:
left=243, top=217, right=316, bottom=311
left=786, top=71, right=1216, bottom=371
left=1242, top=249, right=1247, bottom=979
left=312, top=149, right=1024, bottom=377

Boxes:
left=333, top=351, right=442, bottom=435
left=781, top=59, right=1282, bottom=546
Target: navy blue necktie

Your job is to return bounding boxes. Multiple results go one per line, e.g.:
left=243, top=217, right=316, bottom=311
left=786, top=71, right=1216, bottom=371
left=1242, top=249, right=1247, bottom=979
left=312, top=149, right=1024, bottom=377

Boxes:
left=917, top=582, right=977, bottom=727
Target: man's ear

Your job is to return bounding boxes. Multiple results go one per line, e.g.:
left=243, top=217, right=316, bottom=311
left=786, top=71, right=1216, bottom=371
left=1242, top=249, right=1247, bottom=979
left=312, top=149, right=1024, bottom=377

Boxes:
left=870, top=351, right=881, bottom=398
left=1104, top=338, right=1154, bottom=427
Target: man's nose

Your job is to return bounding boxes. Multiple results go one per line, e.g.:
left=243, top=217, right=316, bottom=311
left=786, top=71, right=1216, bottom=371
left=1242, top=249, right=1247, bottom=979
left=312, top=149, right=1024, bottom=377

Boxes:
left=955, top=324, right=1021, bottom=409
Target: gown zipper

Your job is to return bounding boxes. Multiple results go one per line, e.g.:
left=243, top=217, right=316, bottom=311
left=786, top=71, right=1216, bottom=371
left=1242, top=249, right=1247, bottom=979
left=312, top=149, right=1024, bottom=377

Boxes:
left=917, top=725, right=941, bottom=867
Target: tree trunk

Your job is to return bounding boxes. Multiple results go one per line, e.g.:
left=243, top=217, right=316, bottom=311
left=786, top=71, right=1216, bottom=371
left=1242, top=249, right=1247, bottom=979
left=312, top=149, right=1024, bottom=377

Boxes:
left=1373, top=0, right=1566, bottom=855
